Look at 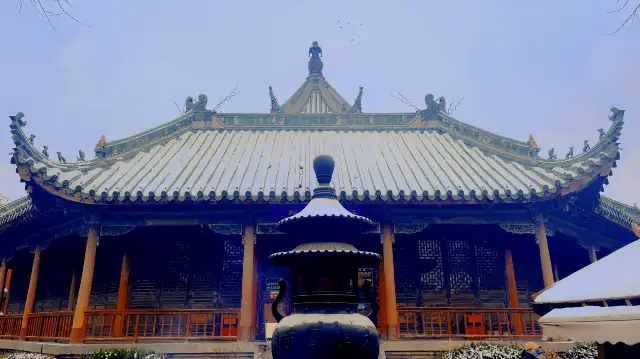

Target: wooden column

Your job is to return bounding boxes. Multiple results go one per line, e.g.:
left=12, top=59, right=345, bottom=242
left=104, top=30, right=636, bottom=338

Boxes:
left=2, top=269, right=13, bottom=314
left=239, top=223, right=256, bottom=341
left=504, top=249, right=522, bottom=334
left=597, top=343, right=607, bottom=359
left=114, top=252, right=130, bottom=336
left=70, top=225, right=99, bottom=343
left=67, top=270, right=76, bottom=311
left=589, top=246, right=598, bottom=263
left=534, top=222, right=554, bottom=288
left=0, top=259, right=6, bottom=309
left=381, top=223, right=398, bottom=340
left=251, top=252, right=258, bottom=336
left=20, top=247, right=41, bottom=340
left=378, top=261, right=388, bottom=338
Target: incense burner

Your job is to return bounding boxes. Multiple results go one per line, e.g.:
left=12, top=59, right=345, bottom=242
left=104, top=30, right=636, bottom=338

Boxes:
left=269, top=155, right=381, bottom=359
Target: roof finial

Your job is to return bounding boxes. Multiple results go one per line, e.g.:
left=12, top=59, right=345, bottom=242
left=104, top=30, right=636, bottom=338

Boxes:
left=313, top=154, right=334, bottom=186
left=308, top=41, right=323, bottom=75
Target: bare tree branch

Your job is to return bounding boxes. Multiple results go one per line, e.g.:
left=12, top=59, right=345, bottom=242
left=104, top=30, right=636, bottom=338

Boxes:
left=447, top=97, right=465, bottom=115
left=213, top=85, right=240, bottom=112
left=608, top=0, right=631, bottom=13
left=173, top=100, right=185, bottom=115
left=390, top=89, right=420, bottom=111
left=54, top=0, right=90, bottom=27
left=17, top=0, right=89, bottom=30
left=606, top=0, right=640, bottom=35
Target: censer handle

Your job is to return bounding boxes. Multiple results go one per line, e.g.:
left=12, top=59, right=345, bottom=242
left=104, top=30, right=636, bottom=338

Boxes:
left=272, top=279, right=287, bottom=323
left=362, top=280, right=378, bottom=321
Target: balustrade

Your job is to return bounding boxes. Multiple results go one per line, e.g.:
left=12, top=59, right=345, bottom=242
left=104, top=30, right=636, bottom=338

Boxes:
left=0, top=315, right=22, bottom=339
left=397, top=307, right=541, bottom=339
left=83, top=309, right=240, bottom=342
left=25, top=312, right=73, bottom=340
left=0, top=307, right=538, bottom=342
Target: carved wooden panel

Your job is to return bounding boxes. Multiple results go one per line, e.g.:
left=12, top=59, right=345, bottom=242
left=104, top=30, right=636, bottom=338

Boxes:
left=475, top=240, right=502, bottom=291
left=447, top=239, right=473, bottom=293
left=474, top=239, right=504, bottom=307
left=418, top=239, right=444, bottom=292
left=219, top=237, right=243, bottom=307
left=393, top=235, right=419, bottom=305
left=188, top=234, right=221, bottom=308
left=158, top=239, right=189, bottom=309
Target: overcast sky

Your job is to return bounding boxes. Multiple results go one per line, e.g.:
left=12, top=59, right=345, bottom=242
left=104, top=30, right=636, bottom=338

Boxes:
left=0, top=1, right=638, bottom=205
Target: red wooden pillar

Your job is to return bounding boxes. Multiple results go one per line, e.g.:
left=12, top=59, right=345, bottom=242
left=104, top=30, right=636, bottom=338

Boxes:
left=20, top=247, right=41, bottom=340
left=534, top=222, right=554, bottom=288
left=70, top=225, right=99, bottom=343
left=381, top=223, right=398, bottom=339
left=1, top=269, right=13, bottom=314
left=0, top=259, right=6, bottom=312
left=378, top=261, right=388, bottom=338
left=114, top=252, right=130, bottom=336
left=239, top=223, right=256, bottom=341
left=505, top=249, right=522, bottom=334
left=67, top=270, right=76, bottom=311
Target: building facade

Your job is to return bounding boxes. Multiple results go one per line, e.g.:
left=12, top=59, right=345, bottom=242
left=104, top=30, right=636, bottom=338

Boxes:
left=0, top=42, right=639, bottom=344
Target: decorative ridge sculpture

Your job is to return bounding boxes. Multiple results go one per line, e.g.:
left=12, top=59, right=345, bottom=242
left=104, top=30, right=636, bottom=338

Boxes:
left=308, top=41, right=324, bottom=75
left=269, top=154, right=381, bottom=359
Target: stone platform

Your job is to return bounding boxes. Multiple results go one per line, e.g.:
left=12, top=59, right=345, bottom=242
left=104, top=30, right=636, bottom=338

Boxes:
left=0, top=339, right=576, bottom=359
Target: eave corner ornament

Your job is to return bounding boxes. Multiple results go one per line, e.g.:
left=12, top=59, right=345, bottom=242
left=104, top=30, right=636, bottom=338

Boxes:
left=348, top=86, right=363, bottom=113
left=420, top=94, right=446, bottom=121
left=9, top=112, right=27, bottom=128
left=95, top=135, right=107, bottom=158
left=527, top=134, right=541, bottom=158
left=186, top=94, right=216, bottom=122
left=269, top=86, right=281, bottom=114
left=609, top=106, right=624, bottom=123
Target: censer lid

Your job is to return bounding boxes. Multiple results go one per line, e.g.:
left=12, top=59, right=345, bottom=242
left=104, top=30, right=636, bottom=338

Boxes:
left=277, top=154, right=374, bottom=235
left=269, top=242, right=381, bottom=265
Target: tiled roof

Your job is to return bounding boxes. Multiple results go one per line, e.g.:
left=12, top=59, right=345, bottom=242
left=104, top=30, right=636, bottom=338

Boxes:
left=10, top=128, right=620, bottom=204
left=597, top=196, right=640, bottom=228
left=279, top=74, right=353, bottom=114
left=0, top=196, right=33, bottom=227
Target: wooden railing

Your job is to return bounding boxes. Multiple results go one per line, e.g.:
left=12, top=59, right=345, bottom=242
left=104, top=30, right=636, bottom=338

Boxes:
left=25, top=312, right=73, bottom=340
left=0, top=307, right=537, bottom=342
left=0, top=314, right=22, bottom=339
left=397, top=307, right=542, bottom=339
left=83, top=309, right=241, bottom=342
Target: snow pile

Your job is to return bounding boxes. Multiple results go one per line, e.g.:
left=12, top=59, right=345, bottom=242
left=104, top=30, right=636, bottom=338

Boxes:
left=5, top=353, right=52, bottom=359
left=440, top=343, right=597, bottom=359
left=562, top=344, right=597, bottom=359
left=440, top=343, right=521, bottom=359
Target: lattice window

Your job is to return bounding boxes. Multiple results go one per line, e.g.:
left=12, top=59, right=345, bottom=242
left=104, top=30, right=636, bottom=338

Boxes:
left=393, top=236, right=419, bottom=305
left=159, top=239, right=190, bottom=308
left=447, top=240, right=472, bottom=292
left=418, top=239, right=443, bottom=292
left=219, top=236, right=243, bottom=307
left=475, top=241, right=501, bottom=290
left=188, top=236, right=221, bottom=308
